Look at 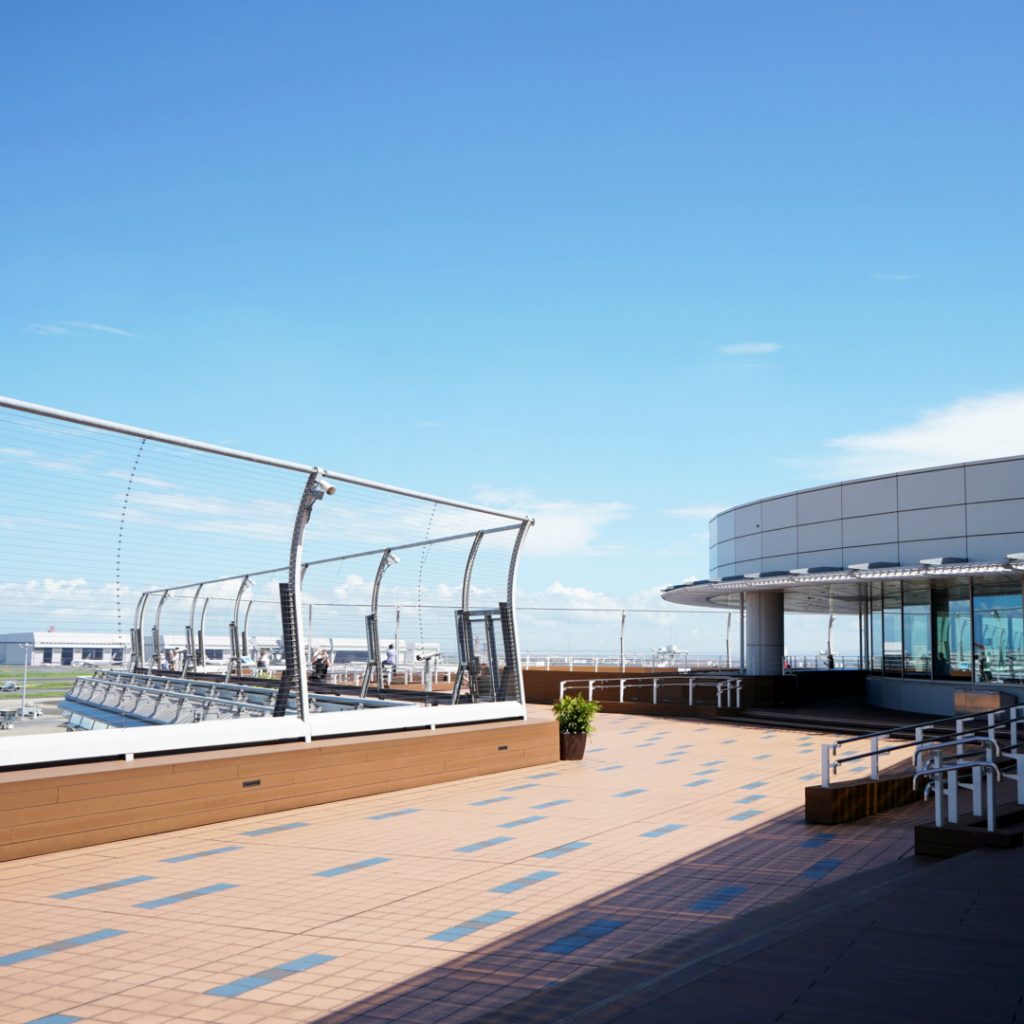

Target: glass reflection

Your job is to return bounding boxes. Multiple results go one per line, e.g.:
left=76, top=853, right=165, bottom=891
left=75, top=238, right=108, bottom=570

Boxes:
left=882, top=581, right=903, bottom=676
left=972, top=580, right=1024, bottom=681
left=902, top=582, right=931, bottom=676
left=933, top=579, right=971, bottom=680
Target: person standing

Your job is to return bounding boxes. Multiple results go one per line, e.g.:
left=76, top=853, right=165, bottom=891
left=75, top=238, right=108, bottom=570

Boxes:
left=383, top=644, right=396, bottom=688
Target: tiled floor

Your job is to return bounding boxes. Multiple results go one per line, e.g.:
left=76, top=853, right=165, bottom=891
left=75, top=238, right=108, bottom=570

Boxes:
left=0, top=712, right=928, bottom=1024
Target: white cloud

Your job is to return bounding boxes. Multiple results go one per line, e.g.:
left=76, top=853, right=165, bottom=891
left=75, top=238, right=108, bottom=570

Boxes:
left=473, top=488, right=629, bottom=556
left=718, top=342, right=780, bottom=356
left=28, top=321, right=138, bottom=338
left=665, top=505, right=724, bottom=519
left=822, top=391, right=1024, bottom=478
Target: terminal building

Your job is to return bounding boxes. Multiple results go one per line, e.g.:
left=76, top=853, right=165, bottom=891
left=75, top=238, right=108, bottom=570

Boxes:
left=663, top=455, right=1024, bottom=715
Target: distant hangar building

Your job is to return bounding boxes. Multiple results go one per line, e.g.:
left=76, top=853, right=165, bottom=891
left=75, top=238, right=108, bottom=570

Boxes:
left=663, top=455, right=1024, bottom=714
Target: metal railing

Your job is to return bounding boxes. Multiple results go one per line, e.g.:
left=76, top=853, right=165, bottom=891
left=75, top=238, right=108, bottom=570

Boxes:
left=913, top=736, right=1002, bottom=832
left=819, top=704, right=1024, bottom=788
left=558, top=674, right=742, bottom=709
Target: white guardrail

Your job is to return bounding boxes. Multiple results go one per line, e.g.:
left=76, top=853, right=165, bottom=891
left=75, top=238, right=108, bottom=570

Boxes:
left=558, top=675, right=742, bottom=710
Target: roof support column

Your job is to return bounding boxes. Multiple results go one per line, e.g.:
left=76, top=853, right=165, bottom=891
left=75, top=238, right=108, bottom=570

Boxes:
left=744, top=590, right=784, bottom=675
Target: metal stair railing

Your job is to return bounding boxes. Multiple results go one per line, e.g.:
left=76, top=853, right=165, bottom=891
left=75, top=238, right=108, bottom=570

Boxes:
left=820, top=704, right=1024, bottom=788
left=912, top=736, right=1002, bottom=832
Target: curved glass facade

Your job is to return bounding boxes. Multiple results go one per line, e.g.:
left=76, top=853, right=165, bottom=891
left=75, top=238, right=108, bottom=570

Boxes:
left=865, top=576, right=1024, bottom=682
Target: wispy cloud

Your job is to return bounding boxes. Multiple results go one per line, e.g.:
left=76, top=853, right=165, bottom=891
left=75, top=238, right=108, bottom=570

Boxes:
left=871, top=273, right=917, bottom=282
left=718, top=342, right=780, bottom=356
left=665, top=505, right=724, bottom=519
left=819, top=390, right=1024, bottom=478
left=29, top=321, right=139, bottom=338
left=474, top=487, right=629, bottom=556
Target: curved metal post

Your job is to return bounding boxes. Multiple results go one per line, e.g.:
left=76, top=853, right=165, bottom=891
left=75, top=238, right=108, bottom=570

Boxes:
left=360, top=548, right=397, bottom=698
left=242, top=598, right=254, bottom=657
left=227, top=576, right=251, bottom=680
left=452, top=532, right=485, bottom=704
left=197, top=597, right=210, bottom=667
left=285, top=468, right=334, bottom=737
left=183, top=583, right=204, bottom=676
left=132, top=591, right=151, bottom=672
left=151, top=590, right=170, bottom=670
left=504, top=520, right=532, bottom=707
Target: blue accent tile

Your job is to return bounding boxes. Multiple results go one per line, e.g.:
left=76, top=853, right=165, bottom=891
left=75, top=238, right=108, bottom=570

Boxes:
left=690, top=885, right=748, bottom=913
left=541, top=917, right=626, bottom=954
left=136, top=882, right=237, bottom=909
left=801, top=833, right=837, bottom=848
left=529, top=772, right=559, bottom=779
left=242, top=821, right=309, bottom=836
left=728, top=809, right=764, bottom=821
left=596, top=765, right=624, bottom=772
left=736, top=795, right=766, bottom=804
left=695, top=769, right=718, bottom=775
left=803, top=858, right=842, bottom=879
left=368, top=808, right=421, bottom=820
left=502, top=783, right=539, bottom=791
left=535, top=841, right=589, bottom=859
left=636, top=742, right=657, bottom=747
left=721, top=739, right=737, bottom=744
left=685, top=779, right=711, bottom=787
left=27, top=1016, right=81, bottom=1024
left=801, top=772, right=820, bottom=781
left=205, top=953, right=335, bottom=997
left=0, top=929, right=125, bottom=966
left=655, top=758, right=680, bottom=765
left=531, top=799, right=570, bottom=809
left=490, top=870, right=559, bottom=894
left=316, top=857, right=390, bottom=878
left=428, top=909, right=517, bottom=942
left=456, top=836, right=514, bottom=853
left=702, top=760, right=724, bottom=766
left=613, top=788, right=647, bottom=798
left=752, top=754, right=773, bottom=760
left=498, top=815, right=545, bottom=828
left=740, top=781, right=766, bottom=790
left=588, top=746, right=606, bottom=752
left=642, top=824, right=684, bottom=838
left=470, top=797, right=512, bottom=806
left=163, top=845, right=242, bottom=864
left=51, top=875, right=155, bottom=900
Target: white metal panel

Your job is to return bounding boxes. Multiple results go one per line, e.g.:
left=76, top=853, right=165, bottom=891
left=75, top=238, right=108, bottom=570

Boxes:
left=842, top=512, right=899, bottom=547
left=842, top=542, right=900, bottom=566
left=966, top=498, right=1024, bottom=536
left=966, top=532, right=1024, bottom=563
left=733, top=503, right=763, bottom=537
left=712, top=538, right=736, bottom=570
left=794, top=547, right=845, bottom=570
left=714, top=509, right=736, bottom=542
left=761, top=495, right=797, bottom=531
left=897, top=505, right=967, bottom=543
left=898, top=537, right=968, bottom=564
left=734, top=533, right=762, bottom=562
left=965, top=459, right=1024, bottom=503
left=898, top=467, right=965, bottom=510
left=796, top=486, right=842, bottom=525
left=842, top=476, right=898, bottom=518
left=761, top=527, right=797, bottom=558
left=797, top=519, right=843, bottom=553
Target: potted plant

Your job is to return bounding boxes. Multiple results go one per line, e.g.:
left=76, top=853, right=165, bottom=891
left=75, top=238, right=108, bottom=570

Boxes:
left=552, top=694, right=601, bottom=760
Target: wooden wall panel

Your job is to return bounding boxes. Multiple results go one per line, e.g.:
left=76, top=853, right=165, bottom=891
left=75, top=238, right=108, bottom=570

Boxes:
left=0, top=717, right=559, bottom=862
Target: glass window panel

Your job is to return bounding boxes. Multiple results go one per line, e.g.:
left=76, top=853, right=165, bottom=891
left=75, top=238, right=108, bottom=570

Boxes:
left=933, top=579, right=971, bottom=680
left=869, top=583, right=883, bottom=673
left=902, top=581, right=931, bottom=677
left=972, top=580, right=1024, bottom=682
left=882, top=581, right=903, bottom=676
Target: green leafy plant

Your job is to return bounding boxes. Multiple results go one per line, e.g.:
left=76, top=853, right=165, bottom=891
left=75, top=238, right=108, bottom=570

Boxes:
left=552, top=694, right=601, bottom=734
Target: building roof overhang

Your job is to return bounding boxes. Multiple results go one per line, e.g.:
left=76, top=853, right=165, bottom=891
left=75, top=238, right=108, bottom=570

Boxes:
left=662, top=559, right=1024, bottom=613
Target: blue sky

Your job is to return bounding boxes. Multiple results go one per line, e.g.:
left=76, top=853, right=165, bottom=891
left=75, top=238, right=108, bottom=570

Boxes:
left=2, top=0, right=1023, bottom=633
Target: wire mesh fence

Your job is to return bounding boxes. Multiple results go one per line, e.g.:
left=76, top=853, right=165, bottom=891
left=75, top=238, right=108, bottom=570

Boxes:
left=0, top=396, right=532, bottom=761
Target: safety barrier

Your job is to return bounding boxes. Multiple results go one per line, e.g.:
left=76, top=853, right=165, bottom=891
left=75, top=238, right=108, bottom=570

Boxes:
left=558, top=674, right=742, bottom=709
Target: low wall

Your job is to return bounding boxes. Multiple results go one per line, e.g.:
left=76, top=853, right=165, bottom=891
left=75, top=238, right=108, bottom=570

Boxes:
left=0, top=717, right=559, bottom=862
